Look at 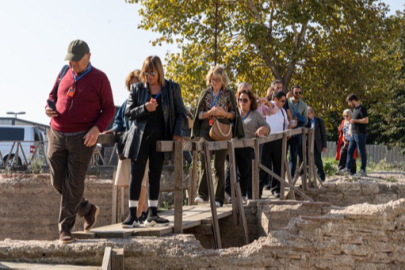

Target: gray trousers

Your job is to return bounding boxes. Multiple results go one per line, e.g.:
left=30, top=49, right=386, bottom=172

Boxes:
left=47, top=128, right=94, bottom=232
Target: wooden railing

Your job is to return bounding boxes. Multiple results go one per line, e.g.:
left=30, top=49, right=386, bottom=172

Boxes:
left=151, top=127, right=320, bottom=248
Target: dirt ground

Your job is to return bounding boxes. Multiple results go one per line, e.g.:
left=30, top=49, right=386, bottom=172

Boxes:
left=327, top=171, right=405, bottom=183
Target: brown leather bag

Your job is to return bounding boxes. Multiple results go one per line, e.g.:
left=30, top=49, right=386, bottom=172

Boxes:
left=209, top=118, right=232, bottom=141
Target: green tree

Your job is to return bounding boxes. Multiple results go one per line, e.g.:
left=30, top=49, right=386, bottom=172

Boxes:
left=379, top=15, right=405, bottom=153
left=127, top=0, right=401, bottom=145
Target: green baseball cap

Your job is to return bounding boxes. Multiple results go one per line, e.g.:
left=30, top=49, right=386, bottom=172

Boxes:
left=64, top=40, right=90, bottom=61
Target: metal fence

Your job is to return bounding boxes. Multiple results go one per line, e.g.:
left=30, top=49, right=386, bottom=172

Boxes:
left=0, top=140, right=117, bottom=168
left=324, top=141, right=405, bottom=164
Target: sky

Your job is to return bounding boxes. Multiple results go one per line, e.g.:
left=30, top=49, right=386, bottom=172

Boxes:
left=0, top=0, right=404, bottom=126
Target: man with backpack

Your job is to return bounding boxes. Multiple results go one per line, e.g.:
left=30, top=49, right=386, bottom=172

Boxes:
left=45, top=40, right=115, bottom=244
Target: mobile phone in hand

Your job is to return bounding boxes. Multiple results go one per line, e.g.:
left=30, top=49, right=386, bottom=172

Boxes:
left=47, top=99, right=58, bottom=113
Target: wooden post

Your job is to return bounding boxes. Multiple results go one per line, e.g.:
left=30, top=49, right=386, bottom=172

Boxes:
left=120, top=187, right=125, bottom=222
left=204, top=141, right=222, bottom=249
left=284, top=161, right=295, bottom=200
left=280, top=133, right=288, bottom=199
left=111, top=248, right=124, bottom=270
left=308, top=128, right=317, bottom=188
left=101, top=247, right=112, bottom=270
left=228, top=140, right=249, bottom=244
left=301, top=128, right=308, bottom=191
left=228, top=141, right=239, bottom=225
left=173, top=141, right=183, bottom=233
left=234, top=179, right=250, bottom=244
left=189, top=150, right=198, bottom=206
left=253, top=139, right=261, bottom=200
left=111, top=170, right=118, bottom=224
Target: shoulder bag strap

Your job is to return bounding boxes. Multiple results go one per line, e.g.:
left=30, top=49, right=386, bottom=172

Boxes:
left=52, top=65, right=70, bottom=101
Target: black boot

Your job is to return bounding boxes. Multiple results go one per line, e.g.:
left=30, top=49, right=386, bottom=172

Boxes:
left=122, top=207, right=140, bottom=228
left=145, top=207, right=169, bottom=227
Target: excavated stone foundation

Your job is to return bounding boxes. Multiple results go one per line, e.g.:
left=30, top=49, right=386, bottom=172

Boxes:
left=1, top=199, right=405, bottom=268
left=2, top=173, right=405, bottom=268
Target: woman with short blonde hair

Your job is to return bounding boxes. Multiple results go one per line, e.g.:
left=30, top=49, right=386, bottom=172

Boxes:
left=125, top=69, right=141, bottom=91
left=206, top=66, right=230, bottom=89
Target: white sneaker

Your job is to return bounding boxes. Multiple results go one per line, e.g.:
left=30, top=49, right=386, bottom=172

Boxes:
left=215, top=201, right=221, bottom=208
left=194, top=196, right=205, bottom=204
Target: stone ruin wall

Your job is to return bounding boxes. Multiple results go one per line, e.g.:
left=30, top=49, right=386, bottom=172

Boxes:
left=306, top=181, right=405, bottom=206
left=2, top=199, right=405, bottom=268
left=2, top=173, right=405, bottom=268
left=0, top=167, right=188, bottom=241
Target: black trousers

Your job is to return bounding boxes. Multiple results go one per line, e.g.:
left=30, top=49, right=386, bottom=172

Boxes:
left=225, top=147, right=253, bottom=198
left=338, top=146, right=356, bottom=174
left=259, top=139, right=283, bottom=195
left=129, top=127, right=165, bottom=201
left=314, top=147, right=326, bottom=181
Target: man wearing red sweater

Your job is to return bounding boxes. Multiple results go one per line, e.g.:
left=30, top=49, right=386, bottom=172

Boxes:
left=45, top=40, right=115, bottom=244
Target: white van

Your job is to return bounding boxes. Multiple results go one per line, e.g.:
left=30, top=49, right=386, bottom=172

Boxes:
left=0, top=125, right=47, bottom=166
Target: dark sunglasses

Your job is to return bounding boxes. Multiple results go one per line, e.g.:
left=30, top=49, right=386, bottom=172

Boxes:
left=280, top=99, right=286, bottom=103
left=238, top=98, right=249, bottom=103
left=343, top=115, right=350, bottom=118
left=144, top=71, right=157, bottom=76
left=294, top=91, right=302, bottom=95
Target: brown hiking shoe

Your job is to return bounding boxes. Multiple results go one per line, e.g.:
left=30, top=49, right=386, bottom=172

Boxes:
left=59, top=231, right=74, bottom=244
left=84, top=204, right=100, bottom=231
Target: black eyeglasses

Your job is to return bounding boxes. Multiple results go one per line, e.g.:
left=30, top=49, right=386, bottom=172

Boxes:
left=294, top=92, right=302, bottom=95
left=144, top=71, right=157, bottom=76
left=238, top=98, right=249, bottom=103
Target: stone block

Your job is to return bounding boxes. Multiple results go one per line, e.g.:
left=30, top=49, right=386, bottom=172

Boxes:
left=373, top=193, right=398, bottom=204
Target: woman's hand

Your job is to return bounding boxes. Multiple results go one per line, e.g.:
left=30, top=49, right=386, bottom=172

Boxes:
left=259, top=98, right=267, bottom=106
left=215, top=107, right=227, bottom=118
left=255, top=126, right=268, bottom=137
left=266, top=101, right=275, bottom=109
left=208, top=106, right=218, bottom=117
left=145, top=101, right=158, bottom=112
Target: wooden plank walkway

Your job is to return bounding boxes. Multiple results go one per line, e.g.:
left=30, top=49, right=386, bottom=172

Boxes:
left=73, top=204, right=235, bottom=239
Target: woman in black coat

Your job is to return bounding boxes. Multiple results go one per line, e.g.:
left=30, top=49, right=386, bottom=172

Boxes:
left=122, top=55, right=187, bottom=227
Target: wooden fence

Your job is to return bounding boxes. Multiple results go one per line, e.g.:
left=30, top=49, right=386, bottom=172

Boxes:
left=324, top=141, right=405, bottom=164
left=150, top=127, right=319, bottom=249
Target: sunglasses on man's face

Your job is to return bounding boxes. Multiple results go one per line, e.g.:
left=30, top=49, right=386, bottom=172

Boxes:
left=294, top=91, right=302, bottom=95
left=144, top=71, right=157, bottom=76
left=238, top=98, right=249, bottom=103
left=279, top=99, right=286, bottom=103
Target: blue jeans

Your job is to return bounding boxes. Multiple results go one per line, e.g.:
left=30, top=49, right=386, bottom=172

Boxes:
left=346, top=133, right=367, bottom=172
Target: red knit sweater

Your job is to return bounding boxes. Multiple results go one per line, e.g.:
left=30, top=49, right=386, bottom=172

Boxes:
left=47, top=66, right=115, bottom=133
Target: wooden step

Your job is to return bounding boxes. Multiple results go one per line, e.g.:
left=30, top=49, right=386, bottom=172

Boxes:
left=72, top=204, right=233, bottom=239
